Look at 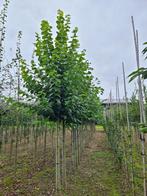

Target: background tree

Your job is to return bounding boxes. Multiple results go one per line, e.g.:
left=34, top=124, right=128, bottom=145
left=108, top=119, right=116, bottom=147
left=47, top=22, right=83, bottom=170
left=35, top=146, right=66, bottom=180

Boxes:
left=0, top=0, right=10, bottom=99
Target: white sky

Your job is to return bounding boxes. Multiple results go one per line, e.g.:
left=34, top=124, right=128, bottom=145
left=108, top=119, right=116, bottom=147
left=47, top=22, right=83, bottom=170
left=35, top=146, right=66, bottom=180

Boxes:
left=1, top=0, right=147, bottom=99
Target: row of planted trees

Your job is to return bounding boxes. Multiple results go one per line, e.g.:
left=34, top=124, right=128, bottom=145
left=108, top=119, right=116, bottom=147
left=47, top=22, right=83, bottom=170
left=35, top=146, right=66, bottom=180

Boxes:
left=104, top=96, right=145, bottom=195
left=0, top=105, right=97, bottom=195
left=104, top=17, right=147, bottom=196
left=0, top=0, right=103, bottom=194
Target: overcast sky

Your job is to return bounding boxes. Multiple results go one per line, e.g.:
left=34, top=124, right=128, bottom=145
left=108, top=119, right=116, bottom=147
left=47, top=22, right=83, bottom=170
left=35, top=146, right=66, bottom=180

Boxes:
left=1, top=0, right=147, bottom=99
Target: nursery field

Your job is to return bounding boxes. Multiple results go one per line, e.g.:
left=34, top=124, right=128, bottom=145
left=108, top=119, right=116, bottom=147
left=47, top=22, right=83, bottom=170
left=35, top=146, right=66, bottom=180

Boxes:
left=0, top=123, right=146, bottom=196
left=1, top=0, right=147, bottom=195
left=0, top=127, right=125, bottom=196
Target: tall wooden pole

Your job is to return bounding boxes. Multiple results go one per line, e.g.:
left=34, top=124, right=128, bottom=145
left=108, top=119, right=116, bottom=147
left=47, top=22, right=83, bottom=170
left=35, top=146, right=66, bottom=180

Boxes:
left=131, top=16, right=146, bottom=196
left=122, top=63, right=130, bottom=134
left=122, top=62, right=135, bottom=195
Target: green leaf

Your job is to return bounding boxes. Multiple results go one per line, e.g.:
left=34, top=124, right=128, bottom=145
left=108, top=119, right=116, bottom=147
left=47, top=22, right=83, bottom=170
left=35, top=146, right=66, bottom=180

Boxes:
left=140, top=127, right=147, bottom=133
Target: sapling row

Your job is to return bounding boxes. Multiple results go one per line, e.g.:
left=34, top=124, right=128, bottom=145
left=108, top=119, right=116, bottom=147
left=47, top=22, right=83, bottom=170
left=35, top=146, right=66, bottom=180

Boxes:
left=0, top=3, right=103, bottom=194
left=131, top=16, right=146, bottom=196
left=105, top=17, right=147, bottom=196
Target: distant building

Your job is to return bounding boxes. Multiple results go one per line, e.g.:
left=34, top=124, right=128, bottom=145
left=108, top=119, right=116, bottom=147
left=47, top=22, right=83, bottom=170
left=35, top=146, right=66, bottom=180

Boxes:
left=102, top=98, right=130, bottom=108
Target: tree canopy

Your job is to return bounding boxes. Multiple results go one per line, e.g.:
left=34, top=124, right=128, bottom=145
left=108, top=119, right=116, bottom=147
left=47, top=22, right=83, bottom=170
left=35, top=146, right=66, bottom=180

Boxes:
left=21, top=10, right=103, bottom=124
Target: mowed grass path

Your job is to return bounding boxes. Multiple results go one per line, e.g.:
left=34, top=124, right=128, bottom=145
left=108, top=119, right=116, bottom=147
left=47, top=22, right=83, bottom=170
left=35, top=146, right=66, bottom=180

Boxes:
left=65, top=129, right=124, bottom=196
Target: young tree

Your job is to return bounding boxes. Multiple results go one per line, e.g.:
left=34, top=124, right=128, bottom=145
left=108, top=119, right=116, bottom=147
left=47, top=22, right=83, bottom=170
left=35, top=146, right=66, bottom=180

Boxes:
left=0, top=0, right=10, bottom=98
left=21, top=10, right=103, bottom=192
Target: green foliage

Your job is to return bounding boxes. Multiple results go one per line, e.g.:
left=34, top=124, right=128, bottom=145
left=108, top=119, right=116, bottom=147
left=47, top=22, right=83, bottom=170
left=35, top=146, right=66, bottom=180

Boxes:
left=129, top=67, right=147, bottom=82
left=104, top=90, right=145, bottom=195
left=128, top=93, right=140, bottom=122
left=0, top=98, right=36, bottom=125
left=140, top=127, right=147, bottom=133
left=138, top=122, right=147, bottom=133
left=105, top=119, right=123, bottom=164
left=142, top=42, right=147, bottom=59
left=104, top=91, right=141, bottom=165
left=21, top=10, right=103, bottom=124
left=128, top=41, right=147, bottom=82
left=3, top=176, right=14, bottom=187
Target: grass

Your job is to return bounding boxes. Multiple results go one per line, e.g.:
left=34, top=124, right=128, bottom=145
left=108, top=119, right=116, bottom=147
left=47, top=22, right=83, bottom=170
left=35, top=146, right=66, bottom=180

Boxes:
left=1, top=127, right=140, bottom=195
left=91, top=151, right=112, bottom=160
left=0, top=149, right=56, bottom=195
left=96, top=124, right=104, bottom=131
left=64, top=132, right=123, bottom=196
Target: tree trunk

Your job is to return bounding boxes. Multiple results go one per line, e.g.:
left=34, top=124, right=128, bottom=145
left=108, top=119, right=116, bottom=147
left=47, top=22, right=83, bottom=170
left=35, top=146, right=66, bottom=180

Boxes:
left=34, top=125, right=38, bottom=161
left=61, top=120, right=66, bottom=188
left=14, top=125, right=19, bottom=167
left=44, top=124, right=47, bottom=163
left=56, top=120, right=61, bottom=194
left=0, top=125, right=3, bottom=153
left=9, top=126, right=14, bottom=162
left=71, top=128, right=74, bottom=170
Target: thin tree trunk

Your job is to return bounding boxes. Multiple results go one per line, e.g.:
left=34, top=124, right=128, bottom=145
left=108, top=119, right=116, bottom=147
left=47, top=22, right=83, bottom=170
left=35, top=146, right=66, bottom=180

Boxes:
left=61, top=120, right=66, bottom=188
left=44, top=124, right=47, bottom=163
left=4, top=128, right=8, bottom=153
left=75, top=128, right=79, bottom=167
left=71, top=128, right=74, bottom=169
left=51, top=128, right=54, bottom=154
left=0, top=125, right=3, bottom=153
left=56, top=120, right=61, bottom=194
left=34, top=125, right=38, bottom=161
left=77, top=128, right=80, bottom=165
left=9, top=126, right=14, bottom=162
left=14, top=125, right=19, bottom=167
